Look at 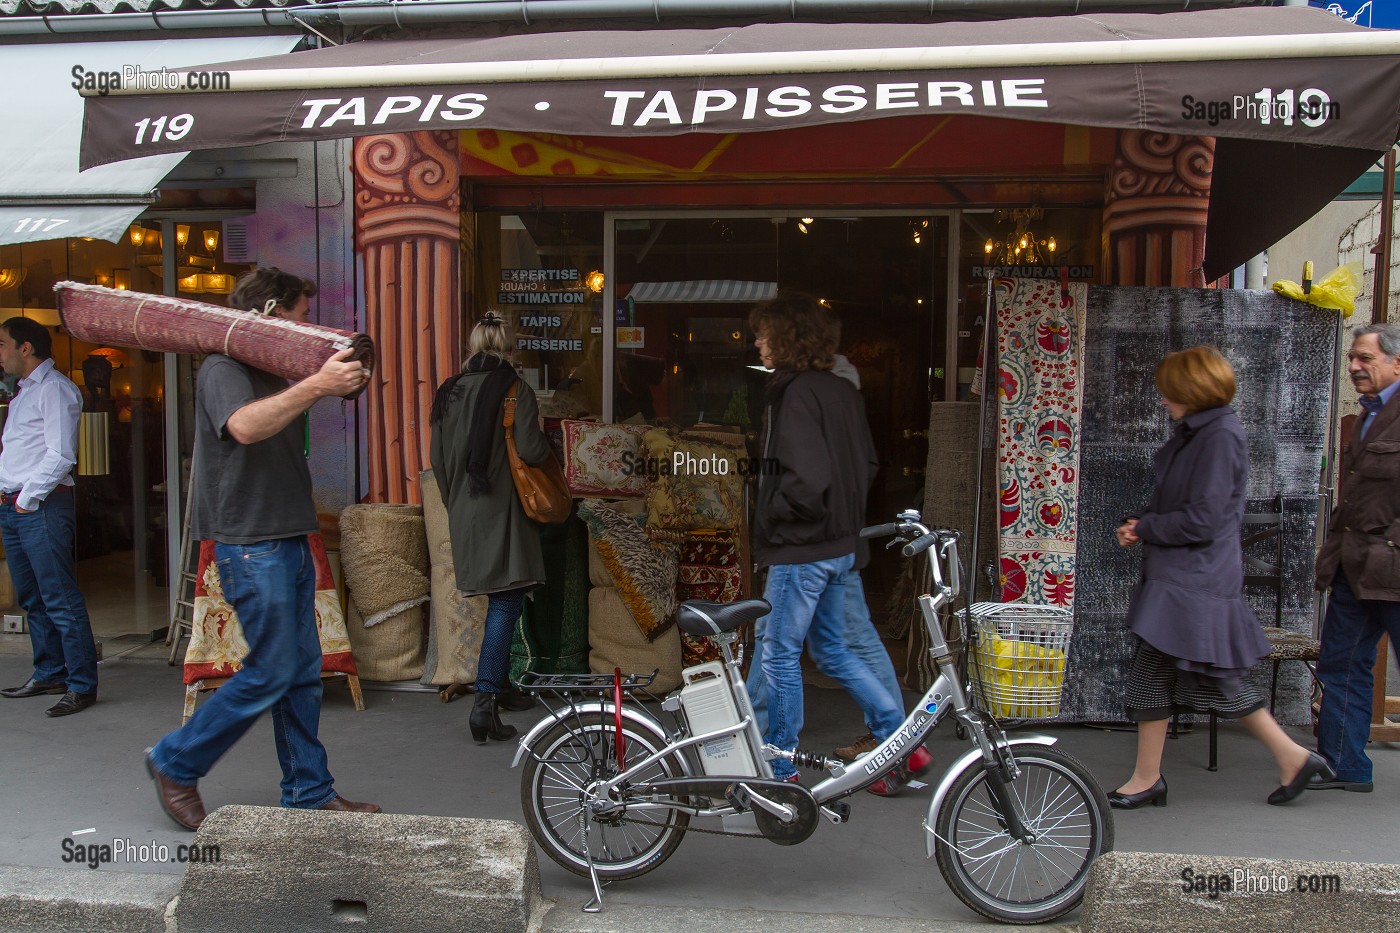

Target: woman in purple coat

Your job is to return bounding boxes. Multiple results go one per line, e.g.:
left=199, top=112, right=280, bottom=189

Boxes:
left=1110, top=346, right=1332, bottom=809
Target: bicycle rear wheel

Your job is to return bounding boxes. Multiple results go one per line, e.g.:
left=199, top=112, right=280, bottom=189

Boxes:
left=934, top=746, right=1113, bottom=924
left=521, top=717, right=690, bottom=882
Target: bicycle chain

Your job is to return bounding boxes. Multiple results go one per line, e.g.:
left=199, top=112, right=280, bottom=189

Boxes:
left=614, top=813, right=767, bottom=840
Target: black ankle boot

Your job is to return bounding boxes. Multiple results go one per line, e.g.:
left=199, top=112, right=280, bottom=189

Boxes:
left=469, top=693, right=518, bottom=744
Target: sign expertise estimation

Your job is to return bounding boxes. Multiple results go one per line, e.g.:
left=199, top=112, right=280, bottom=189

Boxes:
left=502, top=268, right=586, bottom=352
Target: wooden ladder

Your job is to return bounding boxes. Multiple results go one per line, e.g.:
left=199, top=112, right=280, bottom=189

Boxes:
left=164, top=476, right=196, bottom=666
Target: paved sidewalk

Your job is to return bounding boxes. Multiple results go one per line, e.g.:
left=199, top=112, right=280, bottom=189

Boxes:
left=0, top=637, right=1396, bottom=927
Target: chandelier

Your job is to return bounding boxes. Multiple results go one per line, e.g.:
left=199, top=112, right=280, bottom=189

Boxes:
left=983, top=207, right=1057, bottom=266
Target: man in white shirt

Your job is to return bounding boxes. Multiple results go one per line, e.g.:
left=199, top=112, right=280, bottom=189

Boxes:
left=0, top=317, right=98, bottom=716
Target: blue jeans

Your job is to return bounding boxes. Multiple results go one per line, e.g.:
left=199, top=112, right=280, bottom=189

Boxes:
left=745, top=568, right=904, bottom=734
left=151, top=537, right=337, bottom=809
left=476, top=589, right=526, bottom=694
left=1317, top=570, right=1400, bottom=783
left=757, top=555, right=905, bottom=779
left=0, top=494, right=98, bottom=695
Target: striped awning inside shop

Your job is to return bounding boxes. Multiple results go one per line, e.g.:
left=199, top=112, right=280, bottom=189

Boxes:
left=626, top=280, right=777, bottom=304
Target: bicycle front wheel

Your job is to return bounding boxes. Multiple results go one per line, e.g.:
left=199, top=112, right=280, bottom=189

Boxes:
left=933, top=745, right=1113, bottom=924
left=521, top=717, right=690, bottom=882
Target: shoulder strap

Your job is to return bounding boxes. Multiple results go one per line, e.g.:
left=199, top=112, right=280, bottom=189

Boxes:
left=503, top=380, right=520, bottom=429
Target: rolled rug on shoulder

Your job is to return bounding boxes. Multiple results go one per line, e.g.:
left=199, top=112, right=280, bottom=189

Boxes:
left=54, top=281, right=375, bottom=399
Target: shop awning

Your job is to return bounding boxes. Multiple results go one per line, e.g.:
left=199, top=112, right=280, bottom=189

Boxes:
left=1, top=34, right=299, bottom=246
left=77, top=8, right=1400, bottom=276
left=628, top=280, right=777, bottom=303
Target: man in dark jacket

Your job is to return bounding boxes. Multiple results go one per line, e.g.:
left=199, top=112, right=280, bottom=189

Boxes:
left=1311, top=322, right=1400, bottom=794
left=746, top=292, right=904, bottom=783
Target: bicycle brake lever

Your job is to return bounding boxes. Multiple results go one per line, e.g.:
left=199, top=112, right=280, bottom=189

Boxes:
left=885, top=537, right=909, bottom=550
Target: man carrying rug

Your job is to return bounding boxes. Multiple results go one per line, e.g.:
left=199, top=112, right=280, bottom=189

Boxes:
left=144, top=268, right=380, bottom=830
left=0, top=317, right=99, bottom=717
left=1311, top=322, right=1400, bottom=795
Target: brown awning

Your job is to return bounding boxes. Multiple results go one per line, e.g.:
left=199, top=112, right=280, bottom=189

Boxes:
left=79, top=7, right=1400, bottom=278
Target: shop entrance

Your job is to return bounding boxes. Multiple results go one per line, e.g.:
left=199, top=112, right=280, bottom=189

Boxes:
left=606, top=211, right=952, bottom=629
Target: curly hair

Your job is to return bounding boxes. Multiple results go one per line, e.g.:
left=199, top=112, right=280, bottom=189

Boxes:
left=229, top=267, right=316, bottom=316
left=748, top=291, right=838, bottom=372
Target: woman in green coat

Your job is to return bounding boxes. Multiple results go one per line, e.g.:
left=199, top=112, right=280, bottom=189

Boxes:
left=429, top=312, right=553, bottom=743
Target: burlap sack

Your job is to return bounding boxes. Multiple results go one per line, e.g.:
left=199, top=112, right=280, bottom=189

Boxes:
left=588, top=586, right=682, bottom=692
left=339, top=503, right=430, bottom=681
left=343, top=595, right=425, bottom=682
left=419, top=469, right=489, bottom=686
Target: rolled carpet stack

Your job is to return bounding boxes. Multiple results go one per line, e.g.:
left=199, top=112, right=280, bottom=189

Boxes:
left=54, top=281, right=375, bottom=399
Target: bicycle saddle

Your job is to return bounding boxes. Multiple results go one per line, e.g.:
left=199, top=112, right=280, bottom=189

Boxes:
left=675, top=599, right=771, bottom=636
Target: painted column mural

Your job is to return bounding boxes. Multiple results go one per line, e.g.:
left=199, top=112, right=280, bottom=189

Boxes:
left=353, top=131, right=461, bottom=504
left=1102, top=131, right=1214, bottom=289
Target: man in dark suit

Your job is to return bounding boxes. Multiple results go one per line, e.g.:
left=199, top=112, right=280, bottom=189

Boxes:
left=1312, top=322, right=1400, bottom=794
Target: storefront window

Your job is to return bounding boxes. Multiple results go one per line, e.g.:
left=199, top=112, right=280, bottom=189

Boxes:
left=0, top=223, right=250, bottom=637
left=953, top=208, right=1102, bottom=399
left=476, top=212, right=605, bottom=418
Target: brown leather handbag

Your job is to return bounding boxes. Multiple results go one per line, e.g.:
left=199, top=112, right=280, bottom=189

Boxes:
left=503, top=382, right=572, bottom=524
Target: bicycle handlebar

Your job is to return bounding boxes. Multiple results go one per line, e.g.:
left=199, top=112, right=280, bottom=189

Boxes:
left=859, top=522, right=898, bottom=539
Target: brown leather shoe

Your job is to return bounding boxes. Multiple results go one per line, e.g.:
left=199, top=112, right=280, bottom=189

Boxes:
left=318, top=795, right=382, bottom=813
left=145, top=751, right=206, bottom=831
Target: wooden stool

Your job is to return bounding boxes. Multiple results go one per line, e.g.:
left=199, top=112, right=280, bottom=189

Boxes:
left=1371, top=634, right=1400, bottom=742
left=183, top=672, right=365, bottom=724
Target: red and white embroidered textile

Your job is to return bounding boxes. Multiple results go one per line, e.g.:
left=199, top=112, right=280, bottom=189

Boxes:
left=994, top=279, right=1087, bottom=609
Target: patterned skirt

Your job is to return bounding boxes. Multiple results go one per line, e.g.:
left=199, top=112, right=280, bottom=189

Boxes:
left=1123, top=639, right=1265, bottom=722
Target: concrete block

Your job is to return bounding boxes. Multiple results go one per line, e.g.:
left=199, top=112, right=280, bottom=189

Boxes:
left=177, top=806, right=541, bottom=933
left=1081, top=850, right=1400, bottom=933
left=0, top=864, right=178, bottom=933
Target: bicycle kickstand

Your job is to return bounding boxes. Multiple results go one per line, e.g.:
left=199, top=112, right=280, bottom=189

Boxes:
left=578, top=806, right=605, bottom=913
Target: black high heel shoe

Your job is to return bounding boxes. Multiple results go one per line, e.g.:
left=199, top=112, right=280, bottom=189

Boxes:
left=1108, top=776, right=1168, bottom=810
left=469, top=693, right=519, bottom=744
left=1267, top=751, right=1334, bottom=805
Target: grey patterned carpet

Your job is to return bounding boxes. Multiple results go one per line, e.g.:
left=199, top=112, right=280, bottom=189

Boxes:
left=1063, top=287, right=1338, bottom=725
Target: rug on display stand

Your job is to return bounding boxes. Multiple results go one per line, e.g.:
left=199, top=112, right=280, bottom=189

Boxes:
left=993, top=278, right=1089, bottom=610
left=1063, top=287, right=1335, bottom=724
left=184, top=533, right=358, bottom=684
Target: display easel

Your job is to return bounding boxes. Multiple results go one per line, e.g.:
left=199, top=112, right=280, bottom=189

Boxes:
left=1371, top=636, right=1400, bottom=742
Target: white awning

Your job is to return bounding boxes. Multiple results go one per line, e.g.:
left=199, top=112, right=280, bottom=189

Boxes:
left=0, top=34, right=300, bottom=246
left=627, top=280, right=777, bottom=304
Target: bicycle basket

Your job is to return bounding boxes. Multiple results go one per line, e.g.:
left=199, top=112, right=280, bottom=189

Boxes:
left=964, top=602, right=1074, bottom=719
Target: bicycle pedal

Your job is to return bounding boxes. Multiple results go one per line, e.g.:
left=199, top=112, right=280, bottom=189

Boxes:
left=820, top=802, right=851, bottom=824
left=906, top=779, right=928, bottom=790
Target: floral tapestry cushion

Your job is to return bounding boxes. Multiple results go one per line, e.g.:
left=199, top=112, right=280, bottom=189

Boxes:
left=562, top=420, right=650, bottom=497
left=579, top=500, right=678, bottom=641
left=643, top=429, right=745, bottom=538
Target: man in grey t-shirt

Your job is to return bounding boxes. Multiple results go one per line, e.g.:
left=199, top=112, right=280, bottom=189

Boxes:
left=143, top=268, right=381, bottom=830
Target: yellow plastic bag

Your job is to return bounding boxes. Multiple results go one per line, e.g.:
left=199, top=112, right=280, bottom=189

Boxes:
left=1272, top=263, right=1360, bottom=317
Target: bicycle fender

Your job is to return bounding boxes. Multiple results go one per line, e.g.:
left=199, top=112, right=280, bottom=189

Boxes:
left=510, top=701, right=675, bottom=769
left=922, top=734, right=1057, bottom=858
